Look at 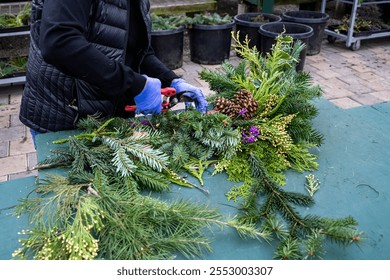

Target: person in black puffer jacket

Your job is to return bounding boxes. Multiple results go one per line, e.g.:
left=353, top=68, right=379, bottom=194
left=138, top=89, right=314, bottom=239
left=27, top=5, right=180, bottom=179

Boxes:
left=20, top=0, right=208, bottom=145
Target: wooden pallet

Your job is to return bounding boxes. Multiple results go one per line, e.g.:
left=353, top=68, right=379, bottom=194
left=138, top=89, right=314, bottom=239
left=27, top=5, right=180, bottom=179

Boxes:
left=150, top=0, right=217, bottom=15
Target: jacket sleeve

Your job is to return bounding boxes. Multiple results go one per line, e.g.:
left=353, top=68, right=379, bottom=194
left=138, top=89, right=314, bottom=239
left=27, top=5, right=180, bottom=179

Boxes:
left=39, top=0, right=146, bottom=97
left=140, top=47, right=180, bottom=88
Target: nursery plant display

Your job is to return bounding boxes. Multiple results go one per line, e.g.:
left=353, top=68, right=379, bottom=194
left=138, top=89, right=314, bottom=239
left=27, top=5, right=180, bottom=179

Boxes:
left=322, top=0, right=390, bottom=50
left=233, top=12, right=281, bottom=52
left=151, top=13, right=187, bottom=32
left=186, top=12, right=235, bottom=65
left=0, top=56, right=27, bottom=78
left=329, top=14, right=390, bottom=36
left=150, top=13, right=187, bottom=69
left=0, top=3, right=31, bottom=31
left=12, top=34, right=363, bottom=260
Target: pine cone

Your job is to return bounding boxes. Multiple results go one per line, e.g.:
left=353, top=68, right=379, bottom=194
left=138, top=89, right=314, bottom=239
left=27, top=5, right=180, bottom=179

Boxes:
left=234, top=89, right=258, bottom=120
left=214, top=90, right=258, bottom=119
left=214, top=97, right=236, bottom=117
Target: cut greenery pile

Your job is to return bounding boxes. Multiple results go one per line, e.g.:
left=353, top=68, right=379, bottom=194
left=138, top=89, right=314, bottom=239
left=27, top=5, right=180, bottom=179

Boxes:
left=13, top=33, right=363, bottom=260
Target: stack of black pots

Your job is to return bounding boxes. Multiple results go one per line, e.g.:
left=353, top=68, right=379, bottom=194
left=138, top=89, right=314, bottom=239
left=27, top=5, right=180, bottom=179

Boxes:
left=235, top=10, right=329, bottom=71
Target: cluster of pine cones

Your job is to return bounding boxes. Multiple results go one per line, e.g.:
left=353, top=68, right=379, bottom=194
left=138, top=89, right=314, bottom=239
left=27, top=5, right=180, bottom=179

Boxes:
left=213, top=89, right=258, bottom=120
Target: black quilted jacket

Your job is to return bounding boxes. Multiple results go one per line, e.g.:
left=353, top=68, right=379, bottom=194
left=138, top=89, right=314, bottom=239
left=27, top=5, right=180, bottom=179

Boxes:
left=20, top=0, right=178, bottom=132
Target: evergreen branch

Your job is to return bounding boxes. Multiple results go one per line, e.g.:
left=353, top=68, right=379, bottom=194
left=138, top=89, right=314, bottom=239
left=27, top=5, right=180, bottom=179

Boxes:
left=305, top=174, right=320, bottom=197
left=125, top=142, right=169, bottom=172
left=164, top=169, right=209, bottom=195
left=226, top=219, right=273, bottom=242
left=274, top=237, right=302, bottom=260
left=199, top=68, right=239, bottom=95
left=183, top=157, right=216, bottom=186
left=320, top=216, right=363, bottom=245
left=133, top=168, right=171, bottom=192
left=111, top=144, right=137, bottom=177
left=264, top=216, right=290, bottom=241
left=302, top=229, right=325, bottom=259
left=102, top=137, right=169, bottom=176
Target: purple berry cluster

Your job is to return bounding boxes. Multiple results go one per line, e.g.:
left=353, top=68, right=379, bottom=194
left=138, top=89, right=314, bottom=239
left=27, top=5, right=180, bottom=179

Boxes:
left=241, top=126, right=260, bottom=144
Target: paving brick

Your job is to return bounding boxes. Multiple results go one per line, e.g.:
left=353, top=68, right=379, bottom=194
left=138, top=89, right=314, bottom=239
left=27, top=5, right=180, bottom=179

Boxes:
left=0, top=114, right=10, bottom=128
left=302, top=64, right=318, bottom=74
left=313, top=69, right=340, bottom=80
left=329, top=97, right=362, bottom=109
left=321, top=78, right=349, bottom=90
left=346, top=82, right=372, bottom=95
left=0, top=85, right=23, bottom=99
left=350, top=93, right=385, bottom=106
left=173, top=67, right=185, bottom=77
left=306, top=55, right=326, bottom=64
left=322, top=87, right=353, bottom=100
left=9, top=134, right=35, bottom=156
left=356, top=71, right=384, bottom=82
left=350, top=64, right=377, bottom=73
left=367, top=91, right=390, bottom=103
left=8, top=170, right=38, bottom=181
left=0, top=125, right=25, bottom=142
left=364, top=80, right=389, bottom=93
left=10, top=113, right=23, bottom=127
left=338, top=51, right=361, bottom=60
left=309, top=60, right=334, bottom=71
left=0, top=94, right=9, bottom=106
left=9, top=88, right=23, bottom=105
left=0, top=175, right=7, bottom=182
left=0, top=103, right=19, bottom=118
left=331, top=66, right=357, bottom=77
left=27, top=152, right=38, bottom=170
left=0, top=141, right=9, bottom=158
left=0, top=154, right=27, bottom=177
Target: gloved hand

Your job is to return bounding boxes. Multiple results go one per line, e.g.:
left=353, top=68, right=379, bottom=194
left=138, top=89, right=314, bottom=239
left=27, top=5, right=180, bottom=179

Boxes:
left=170, top=78, right=208, bottom=113
left=134, top=75, right=162, bottom=115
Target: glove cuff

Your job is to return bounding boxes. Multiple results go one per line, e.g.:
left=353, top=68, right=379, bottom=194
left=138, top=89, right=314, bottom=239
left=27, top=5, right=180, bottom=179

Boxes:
left=170, top=78, right=186, bottom=87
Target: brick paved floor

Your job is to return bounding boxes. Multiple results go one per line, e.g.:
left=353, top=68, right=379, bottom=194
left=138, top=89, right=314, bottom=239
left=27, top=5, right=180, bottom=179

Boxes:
left=1, top=36, right=389, bottom=182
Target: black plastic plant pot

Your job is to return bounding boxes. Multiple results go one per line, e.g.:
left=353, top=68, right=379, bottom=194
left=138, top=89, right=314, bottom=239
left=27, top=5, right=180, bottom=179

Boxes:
left=258, top=22, right=313, bottom=71
left=189, top=21, right=235, bottom=65
left=151, top=26, right=184, bottom=70
left=282, top=10, right=329, bottom=56
left=234, top=13, right=281, bottom=51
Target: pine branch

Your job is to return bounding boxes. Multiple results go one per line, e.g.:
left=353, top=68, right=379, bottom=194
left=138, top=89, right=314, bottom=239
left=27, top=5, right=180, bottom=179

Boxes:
left=133, top=168, right=171, bottom=192
left=199, top=68, right=239, bottom=95
left=274, top=237, right=302, bottom=260
left=102, top=136, right=169, bottom=176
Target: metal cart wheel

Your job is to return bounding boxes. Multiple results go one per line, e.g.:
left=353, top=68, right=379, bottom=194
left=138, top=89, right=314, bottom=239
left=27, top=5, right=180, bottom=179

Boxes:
left=349, top=40, right=361, bottom=51
left=327, top=35, right=337, bottom=44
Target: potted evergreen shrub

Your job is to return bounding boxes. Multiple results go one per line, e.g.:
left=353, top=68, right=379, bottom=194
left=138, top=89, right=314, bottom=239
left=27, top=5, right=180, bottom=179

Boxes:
left=259, top=22, right=313, bottom=71
left=0, top=3, right=31, bottom=33
left=282, top=10, right=329, bottom=56
left=234, top=12, right=281, bottom=52
left=0, top=56, right=27, bottom=80
left=186, top=13, right=235, bottom=65
left=151, top=13, right=187, bottom=70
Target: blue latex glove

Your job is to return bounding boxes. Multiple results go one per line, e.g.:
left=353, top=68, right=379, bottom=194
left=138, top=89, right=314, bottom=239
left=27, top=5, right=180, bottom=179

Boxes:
left=170, top=78, right=208, bottom=113
left=134, top=75, right=162, bottom=115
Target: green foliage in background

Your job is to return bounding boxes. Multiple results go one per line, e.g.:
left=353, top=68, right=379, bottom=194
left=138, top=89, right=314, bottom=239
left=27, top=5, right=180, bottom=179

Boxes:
left=0, top=3, right=31, bottom=28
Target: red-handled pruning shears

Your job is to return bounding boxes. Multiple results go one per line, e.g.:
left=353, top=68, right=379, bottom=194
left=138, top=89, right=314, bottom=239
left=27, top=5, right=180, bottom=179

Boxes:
left=124, top=87, right=177, bottom=113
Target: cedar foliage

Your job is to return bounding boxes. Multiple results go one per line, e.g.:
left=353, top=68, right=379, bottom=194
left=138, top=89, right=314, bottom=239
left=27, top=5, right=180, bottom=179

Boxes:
left=13, top=34, right=362, bottom=260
